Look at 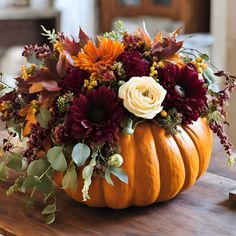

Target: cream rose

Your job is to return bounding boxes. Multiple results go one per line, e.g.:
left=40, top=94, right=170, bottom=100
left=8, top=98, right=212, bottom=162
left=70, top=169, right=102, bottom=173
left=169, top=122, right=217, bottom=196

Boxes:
left=118, top=76, right=167, bottom=119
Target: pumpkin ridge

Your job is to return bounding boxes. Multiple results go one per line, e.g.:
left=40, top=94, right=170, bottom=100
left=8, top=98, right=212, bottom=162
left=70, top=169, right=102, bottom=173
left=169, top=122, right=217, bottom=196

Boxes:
left=172, top=127, right=199, bottom=191
left=149, top=123, right=185, bottom=202
left=132, top=122, right=161, bottom=205
left=182, top=119, right=212, bottom=178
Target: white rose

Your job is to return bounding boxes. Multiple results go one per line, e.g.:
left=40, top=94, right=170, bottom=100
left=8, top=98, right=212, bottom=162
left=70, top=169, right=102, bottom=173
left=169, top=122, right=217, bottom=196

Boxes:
left=118, top=76, right=167, bottom=119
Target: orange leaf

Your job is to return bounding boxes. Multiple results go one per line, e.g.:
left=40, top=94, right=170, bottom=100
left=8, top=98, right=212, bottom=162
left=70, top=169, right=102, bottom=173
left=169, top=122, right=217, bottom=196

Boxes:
left=29, top=83, right=43, bottom=93
left=164, top=54, right=185, bottom=67
left=23, top=110, right=37, bottom=137
left=23, top=119, right=36, bottom=137
left=19, top=104, right=31, bottom=117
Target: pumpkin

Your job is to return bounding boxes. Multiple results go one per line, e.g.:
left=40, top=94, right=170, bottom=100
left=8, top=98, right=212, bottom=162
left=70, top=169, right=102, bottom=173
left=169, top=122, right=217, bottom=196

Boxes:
left=54, top=118, right=212, bottom=208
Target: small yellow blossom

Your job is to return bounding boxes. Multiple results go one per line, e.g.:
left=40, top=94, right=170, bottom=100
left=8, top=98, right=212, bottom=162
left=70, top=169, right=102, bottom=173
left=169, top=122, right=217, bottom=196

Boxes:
left=21, top=64, right=37, bottom=80
left=53, top=40, right=64, bottom=53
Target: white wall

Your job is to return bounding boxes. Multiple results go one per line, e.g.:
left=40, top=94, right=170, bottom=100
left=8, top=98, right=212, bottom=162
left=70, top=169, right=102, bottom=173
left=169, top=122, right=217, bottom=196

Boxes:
left=55, top=0, right=97, bottom=38
left=211, top=0, right=236, bottom=145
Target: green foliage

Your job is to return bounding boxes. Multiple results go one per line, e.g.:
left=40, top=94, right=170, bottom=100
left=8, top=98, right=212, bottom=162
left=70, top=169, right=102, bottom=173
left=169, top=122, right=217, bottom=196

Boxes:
left=57, top=92, right=74, bottom=114
left=45, top=213, right=56, bottom=225
left=36, top=108, right=52, bottom=129
left=27, top=159, right=50, bottom=177
left=6, top=177, right=23, bottom=196
left=110, top=167, right=128, bottom=184
left=41, top=25, right=58, bottom=43
left=104, top=168, right=114, bottom=186
left=22, top=176, right=39, bottom=189
left=0, top=162, right=7, bottom=179
left=36, top=176, right=54, bottom=195
left=62, top=165, right=78, bottom=191
left=201, top=53, right=210, bottom=62
left=0, top=81, right=14, bottom=97
left=42, top=203, right=57, bottom=215
left=6, top=153, right=23, bottom=171
left=158, top=109, right=183, bottom=135
left=47, top=146, right=67, bottom=171
left=122, top=118, right=134, bottom=135
left=72, top=143, right=91, bottom=167
left=103, top=20, right=126, bottom=41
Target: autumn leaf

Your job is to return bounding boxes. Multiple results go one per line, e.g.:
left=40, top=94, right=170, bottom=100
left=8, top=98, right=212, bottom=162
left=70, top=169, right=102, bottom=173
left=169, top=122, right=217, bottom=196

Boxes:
left=151, top=38, right=183, bottom=61
left=19, top=104, right=37, bottom=136
left=29, top=83, right=44, bottom=93
left=63, top=28, right=89, bottom=56
left=137, top=28, right=152, bottom=50
left=164, top=54, right=185, bottom=67
left=27, top=57, right=61, bottom=84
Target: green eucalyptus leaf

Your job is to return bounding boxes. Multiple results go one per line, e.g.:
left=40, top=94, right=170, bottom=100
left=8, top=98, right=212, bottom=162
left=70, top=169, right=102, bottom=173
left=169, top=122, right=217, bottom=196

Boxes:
left=105, top=168, right=114, bottom=186
left=0, top=162, right=7, bottom=179
left=47, top=146, right=67, bottom=171
left=27, top=159, right=50, bottom=177
left=36, top=175, right=54, bottom=195
left=6, top=155, right=22, bottom=171
left=110, top=167, right=128, bottom=184
left=203, top=67, right=217, bottom=85
left=22, top=176, right=39, bottom=189
left=72, top=143, right=91, bottom=167
left=42, top=204, right=56, bottom=215
left=123, top=127, right=134, bottom=135
left=36, top=108, right=52, bottom=129
left=201, top=53, right=210, bottom=62
left=45, top=213, right=56, bottom=225
left=62, top=165, right=78, bottom=191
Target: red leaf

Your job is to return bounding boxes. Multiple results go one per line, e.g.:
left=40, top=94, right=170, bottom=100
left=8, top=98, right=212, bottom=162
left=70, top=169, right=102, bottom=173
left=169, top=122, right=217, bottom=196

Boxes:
left=79, top=27, right=89, bottom=47
left=64, top=36, right=81, bottom=56
left=27, top=57, right=61, bottom=84
left=63, top=27, right=89, bottom=56
left=151, top=38, right=183, bottom=60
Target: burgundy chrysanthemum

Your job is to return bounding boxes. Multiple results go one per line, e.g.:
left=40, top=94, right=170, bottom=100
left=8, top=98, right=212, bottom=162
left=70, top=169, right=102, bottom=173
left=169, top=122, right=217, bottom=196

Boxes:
left=68, top=86, right=124, bottom=144
left=117, top=51, right=150, bottom=80
left=62, top=68, right=89, bottom=96
left=158, top=64, right=207, bottom=123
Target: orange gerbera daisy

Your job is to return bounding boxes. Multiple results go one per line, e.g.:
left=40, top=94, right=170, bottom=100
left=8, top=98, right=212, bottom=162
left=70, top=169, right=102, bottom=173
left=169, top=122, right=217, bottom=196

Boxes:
left=73, top=37, right=124, bottom=72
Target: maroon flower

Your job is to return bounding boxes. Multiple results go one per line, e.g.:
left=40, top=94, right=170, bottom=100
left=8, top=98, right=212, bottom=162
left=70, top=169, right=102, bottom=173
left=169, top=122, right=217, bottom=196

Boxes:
left=117, top=51, right=150, bottom=80
left=53, top=123, right=75, bottom=145
left=62, top=68, right=89, bottom=95
left=158, top=64, right=207, bottom=123
left=69, top=86, right=124, bottom=144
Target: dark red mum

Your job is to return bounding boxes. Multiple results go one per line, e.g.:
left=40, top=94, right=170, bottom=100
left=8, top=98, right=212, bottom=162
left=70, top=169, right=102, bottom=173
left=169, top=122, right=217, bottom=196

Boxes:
left=69, top=86, right=124, bottom=144
left=62, top=68, right=89, bottom=96
left=158, top=64, right=207, bottom=123
left=117, top=51, right=150, bottom=80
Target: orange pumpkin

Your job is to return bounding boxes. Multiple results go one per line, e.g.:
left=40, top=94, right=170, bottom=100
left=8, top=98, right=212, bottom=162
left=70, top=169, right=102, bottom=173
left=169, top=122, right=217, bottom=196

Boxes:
left=54, top=118, right=212, bottom=208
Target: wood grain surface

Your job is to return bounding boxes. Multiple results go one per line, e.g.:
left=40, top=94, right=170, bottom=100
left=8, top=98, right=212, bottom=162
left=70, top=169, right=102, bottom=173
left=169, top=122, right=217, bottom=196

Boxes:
left=0, top=171, right=236, bottom=236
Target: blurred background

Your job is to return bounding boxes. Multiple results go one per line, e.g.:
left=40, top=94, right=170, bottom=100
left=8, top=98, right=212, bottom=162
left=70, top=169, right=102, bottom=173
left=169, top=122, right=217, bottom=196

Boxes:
left=0, top=0, right=235, bottom=145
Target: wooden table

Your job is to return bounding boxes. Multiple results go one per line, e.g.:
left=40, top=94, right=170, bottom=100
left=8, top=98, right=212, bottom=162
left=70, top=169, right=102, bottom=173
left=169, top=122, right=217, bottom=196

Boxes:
left=1, top=147, right=236, bottom=235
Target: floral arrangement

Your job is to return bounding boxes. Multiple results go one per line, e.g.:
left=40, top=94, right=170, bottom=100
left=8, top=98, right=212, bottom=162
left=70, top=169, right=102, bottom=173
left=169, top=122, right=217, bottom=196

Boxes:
left=0, top=22, right=235, bottom=224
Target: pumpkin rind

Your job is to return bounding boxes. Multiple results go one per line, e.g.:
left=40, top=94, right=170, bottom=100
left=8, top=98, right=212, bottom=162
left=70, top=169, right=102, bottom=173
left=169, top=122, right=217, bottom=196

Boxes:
left=54, top=118, right=213, bottom=208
